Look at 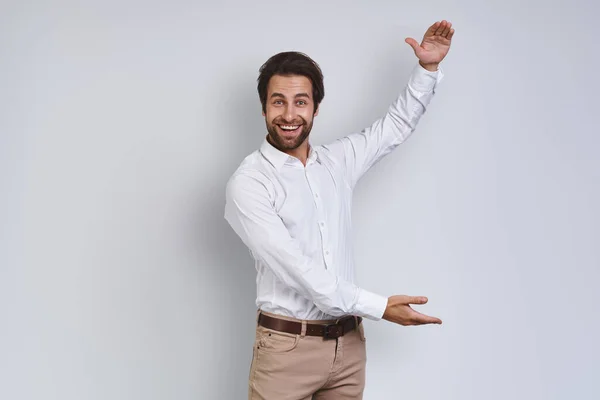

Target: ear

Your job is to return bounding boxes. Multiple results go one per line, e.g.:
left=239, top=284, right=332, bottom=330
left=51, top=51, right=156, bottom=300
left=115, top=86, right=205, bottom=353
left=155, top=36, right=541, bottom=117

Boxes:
left=314, top=106, right=319, bottom=117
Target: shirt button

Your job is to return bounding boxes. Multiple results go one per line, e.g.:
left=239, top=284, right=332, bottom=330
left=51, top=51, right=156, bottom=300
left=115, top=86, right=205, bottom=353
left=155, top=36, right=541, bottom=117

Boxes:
left=319, top=222, right=325, bottom=227
left=314, top=193, right=319, bottom=198
left=325, top=250, right=330, bottom=255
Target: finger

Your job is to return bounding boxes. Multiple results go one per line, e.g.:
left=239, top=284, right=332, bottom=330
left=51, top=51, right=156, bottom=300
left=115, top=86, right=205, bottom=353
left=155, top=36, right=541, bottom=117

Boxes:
left=404, top=37, right=420, bottom=52
left=407, top=296, right=428, bottom=305
left=441, top=21, right=452, bottom=37
left=425, top=21, right=441, bottom=36
left=413, top=311, right=442, bottom=325
left=434, top=20, right=446, bottom=36
left=447, top=28, right=455, bottom=40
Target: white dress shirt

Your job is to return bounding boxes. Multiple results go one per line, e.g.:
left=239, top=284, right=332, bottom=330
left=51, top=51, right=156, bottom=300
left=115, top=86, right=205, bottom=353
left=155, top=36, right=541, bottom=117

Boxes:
left=224, top=62, right=444, bottom=321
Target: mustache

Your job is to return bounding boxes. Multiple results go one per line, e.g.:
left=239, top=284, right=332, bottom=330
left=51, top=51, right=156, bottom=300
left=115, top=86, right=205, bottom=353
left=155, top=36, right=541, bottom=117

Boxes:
left=272, top=117, right=305, bottom=125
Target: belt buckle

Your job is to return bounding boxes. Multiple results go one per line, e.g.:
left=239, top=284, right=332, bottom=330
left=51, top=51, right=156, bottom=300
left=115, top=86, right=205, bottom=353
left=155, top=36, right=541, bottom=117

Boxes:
left=323, top=323, right=342, bottom=339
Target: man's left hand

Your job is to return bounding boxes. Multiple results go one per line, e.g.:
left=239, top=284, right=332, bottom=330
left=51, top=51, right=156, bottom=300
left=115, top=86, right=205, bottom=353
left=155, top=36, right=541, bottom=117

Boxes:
left=405, top=20, right=455, bottom=70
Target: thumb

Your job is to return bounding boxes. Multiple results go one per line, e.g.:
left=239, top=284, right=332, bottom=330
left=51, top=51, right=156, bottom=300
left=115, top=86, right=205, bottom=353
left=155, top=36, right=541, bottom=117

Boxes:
left=408, top=296, right=428, bottom=305
left=405, top=37, right=420, bottom=53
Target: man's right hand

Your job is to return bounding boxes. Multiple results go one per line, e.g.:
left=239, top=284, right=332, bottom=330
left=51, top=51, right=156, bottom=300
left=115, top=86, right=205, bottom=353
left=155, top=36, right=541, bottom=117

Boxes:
left=382, top=295, right=442, bottom=325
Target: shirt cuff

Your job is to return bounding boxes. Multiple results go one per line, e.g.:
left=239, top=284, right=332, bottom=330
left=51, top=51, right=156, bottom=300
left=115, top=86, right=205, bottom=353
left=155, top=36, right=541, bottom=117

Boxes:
left=354, top=288, right=389, bottom=321
left=409, top=62, right=444, bottom=93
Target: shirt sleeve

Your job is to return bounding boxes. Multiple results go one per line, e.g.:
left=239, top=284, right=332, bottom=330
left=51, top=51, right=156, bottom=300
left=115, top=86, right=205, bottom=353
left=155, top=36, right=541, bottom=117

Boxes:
left=321, top=62, right=444, bottom=189
left=224, top=172, right=389, bottom=320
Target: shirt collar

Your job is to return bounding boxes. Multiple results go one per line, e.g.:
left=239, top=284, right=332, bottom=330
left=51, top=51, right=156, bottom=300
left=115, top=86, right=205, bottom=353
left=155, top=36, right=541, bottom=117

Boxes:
left=260, top=135, right=319, bottom=170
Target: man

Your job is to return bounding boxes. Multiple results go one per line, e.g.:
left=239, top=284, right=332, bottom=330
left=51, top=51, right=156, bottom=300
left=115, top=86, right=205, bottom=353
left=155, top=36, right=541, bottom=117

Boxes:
left=225, top=20, right=454, bottom=400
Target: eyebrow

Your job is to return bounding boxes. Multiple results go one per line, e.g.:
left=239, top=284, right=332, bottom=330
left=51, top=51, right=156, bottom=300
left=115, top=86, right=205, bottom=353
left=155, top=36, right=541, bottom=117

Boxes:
left=270, top=92, right=311, bottom=99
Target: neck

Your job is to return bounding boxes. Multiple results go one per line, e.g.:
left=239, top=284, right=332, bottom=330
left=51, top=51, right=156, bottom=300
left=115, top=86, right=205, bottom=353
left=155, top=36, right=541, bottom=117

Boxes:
left=268, top=135, right=310, bottom=166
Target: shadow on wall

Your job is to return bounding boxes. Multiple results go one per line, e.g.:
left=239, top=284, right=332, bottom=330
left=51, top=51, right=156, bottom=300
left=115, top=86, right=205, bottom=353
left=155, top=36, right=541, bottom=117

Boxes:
left=191, top=62, right=266, bottom=398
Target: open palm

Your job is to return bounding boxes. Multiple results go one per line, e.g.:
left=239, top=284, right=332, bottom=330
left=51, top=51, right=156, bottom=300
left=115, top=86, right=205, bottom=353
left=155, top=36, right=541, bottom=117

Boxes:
left=405, top=20, right=454, bottom=65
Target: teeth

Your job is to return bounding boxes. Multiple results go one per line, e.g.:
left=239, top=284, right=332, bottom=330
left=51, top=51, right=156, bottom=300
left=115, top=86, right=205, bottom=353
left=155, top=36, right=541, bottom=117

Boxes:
left=280, top=125, right=299, bottom=130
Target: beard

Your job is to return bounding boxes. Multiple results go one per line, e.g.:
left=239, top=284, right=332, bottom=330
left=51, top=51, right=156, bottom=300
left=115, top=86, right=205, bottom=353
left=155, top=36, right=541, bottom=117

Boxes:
left=266, top=115, right=314, bottom=152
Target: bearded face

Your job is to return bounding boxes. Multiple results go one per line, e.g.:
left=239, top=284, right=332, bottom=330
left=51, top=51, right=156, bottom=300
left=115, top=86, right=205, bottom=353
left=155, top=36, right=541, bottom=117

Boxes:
left=263, top=74, right=318, bottom=153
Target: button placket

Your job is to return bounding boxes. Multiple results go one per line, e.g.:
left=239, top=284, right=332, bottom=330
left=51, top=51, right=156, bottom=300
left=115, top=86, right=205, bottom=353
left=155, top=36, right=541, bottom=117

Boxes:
left=304, top=167, right=330, bottom=269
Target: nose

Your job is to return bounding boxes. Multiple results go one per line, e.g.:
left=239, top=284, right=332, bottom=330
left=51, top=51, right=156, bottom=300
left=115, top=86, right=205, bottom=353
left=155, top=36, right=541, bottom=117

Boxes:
left=283, top=104, right=296, bottom=123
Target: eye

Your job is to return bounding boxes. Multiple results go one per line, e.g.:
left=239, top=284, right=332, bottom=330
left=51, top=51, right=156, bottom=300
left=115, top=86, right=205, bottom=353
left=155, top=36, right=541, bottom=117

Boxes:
left=297, top=100, right=307, bottom=106
left=273, top=100, right=283, bottom=105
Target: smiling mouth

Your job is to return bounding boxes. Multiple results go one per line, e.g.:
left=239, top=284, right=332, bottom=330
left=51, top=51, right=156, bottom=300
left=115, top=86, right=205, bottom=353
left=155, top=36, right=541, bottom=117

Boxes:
left=277, top=124, right=302, bottom=136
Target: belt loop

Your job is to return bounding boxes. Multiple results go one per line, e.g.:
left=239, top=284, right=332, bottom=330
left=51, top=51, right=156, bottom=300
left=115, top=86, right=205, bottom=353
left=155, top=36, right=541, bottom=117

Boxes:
left=301, top=320, right=307, bottom=337
left=354, top=315, right=358, bottom=330
left=256, top=309, right=261, bottom=325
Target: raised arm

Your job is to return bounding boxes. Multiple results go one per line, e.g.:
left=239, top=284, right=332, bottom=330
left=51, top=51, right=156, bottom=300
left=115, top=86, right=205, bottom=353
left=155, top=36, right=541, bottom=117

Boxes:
left=321, top=21, right=454, bottom=189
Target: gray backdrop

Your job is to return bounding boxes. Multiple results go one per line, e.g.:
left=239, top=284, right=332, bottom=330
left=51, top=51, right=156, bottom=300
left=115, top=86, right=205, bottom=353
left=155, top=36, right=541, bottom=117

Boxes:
left=2, top=0, right=599, bottom=399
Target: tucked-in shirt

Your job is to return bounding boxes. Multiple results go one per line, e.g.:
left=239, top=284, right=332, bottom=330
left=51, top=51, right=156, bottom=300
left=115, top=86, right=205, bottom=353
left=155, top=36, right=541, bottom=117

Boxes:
left=224, top=62, right=444, bottom=321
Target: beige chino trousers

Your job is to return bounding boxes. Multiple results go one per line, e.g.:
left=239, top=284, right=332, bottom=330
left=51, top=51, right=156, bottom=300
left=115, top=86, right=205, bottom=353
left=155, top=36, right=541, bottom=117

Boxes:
left=248, top=310, right=368, bottom=400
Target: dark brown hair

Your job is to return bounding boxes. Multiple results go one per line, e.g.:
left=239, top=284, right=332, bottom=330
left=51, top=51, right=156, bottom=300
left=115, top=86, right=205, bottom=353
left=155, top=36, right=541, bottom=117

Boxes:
left=257, top=51, right=324, bottom=114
